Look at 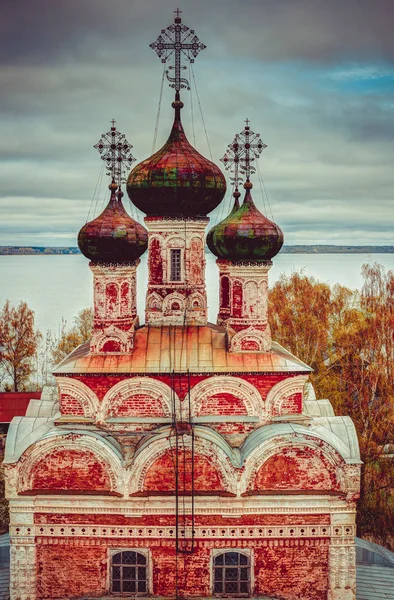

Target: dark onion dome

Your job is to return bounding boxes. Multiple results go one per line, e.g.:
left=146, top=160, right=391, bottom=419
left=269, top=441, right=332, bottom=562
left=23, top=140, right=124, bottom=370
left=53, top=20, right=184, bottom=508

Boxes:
left=78, top=182, right=148, bottom=263
left=206, top=180, right=284, bottom=262
left=126, top=98, right=226, bottom=217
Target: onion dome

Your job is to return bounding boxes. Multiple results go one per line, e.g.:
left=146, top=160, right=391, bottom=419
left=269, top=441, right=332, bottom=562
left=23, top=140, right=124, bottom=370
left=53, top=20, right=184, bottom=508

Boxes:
left=78, top=182, right=148, bottom=263
left=126, top=98, right=226, bottom=217
left=207, top=180, right=284, bottom=262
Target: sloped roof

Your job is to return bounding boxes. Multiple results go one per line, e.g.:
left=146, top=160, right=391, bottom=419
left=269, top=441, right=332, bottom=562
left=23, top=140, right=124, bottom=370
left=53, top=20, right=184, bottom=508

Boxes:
left=54, top=324, right=312, bottom=375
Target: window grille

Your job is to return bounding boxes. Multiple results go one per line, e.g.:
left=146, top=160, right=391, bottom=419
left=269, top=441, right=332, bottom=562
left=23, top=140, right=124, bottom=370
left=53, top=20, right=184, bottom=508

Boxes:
left=170, top=249, right=182, bottom=281
left=213, top=552, right=250, bottom=596
left=111, top=551, right=148, bottom=595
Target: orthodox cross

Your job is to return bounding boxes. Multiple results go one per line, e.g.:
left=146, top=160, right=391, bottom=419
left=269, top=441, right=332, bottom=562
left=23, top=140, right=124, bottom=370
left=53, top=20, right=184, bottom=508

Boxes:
left=94, top=121, right=136, bottom=186
left=150, top=8, right=206, bottom=92
left=221, top=120, right=267, bottom=185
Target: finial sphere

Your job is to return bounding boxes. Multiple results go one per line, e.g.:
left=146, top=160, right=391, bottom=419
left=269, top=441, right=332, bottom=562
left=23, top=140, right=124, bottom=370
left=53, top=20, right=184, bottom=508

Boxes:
left=244, top=180, right=253, bottom=190
left=109, top=181, right=119, bottom=192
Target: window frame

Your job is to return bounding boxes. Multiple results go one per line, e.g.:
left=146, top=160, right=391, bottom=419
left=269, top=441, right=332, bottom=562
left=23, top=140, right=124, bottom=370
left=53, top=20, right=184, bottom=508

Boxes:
left=108, top=548, right=151, bottom=597
left=169, top=248, right=182, bottom=282
left=211, top=549, right=252, bottom=597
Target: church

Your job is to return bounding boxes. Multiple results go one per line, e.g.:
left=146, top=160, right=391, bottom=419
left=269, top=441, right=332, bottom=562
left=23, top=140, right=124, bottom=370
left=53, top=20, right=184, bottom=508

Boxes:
left=4, top=10, right=361, bottom=600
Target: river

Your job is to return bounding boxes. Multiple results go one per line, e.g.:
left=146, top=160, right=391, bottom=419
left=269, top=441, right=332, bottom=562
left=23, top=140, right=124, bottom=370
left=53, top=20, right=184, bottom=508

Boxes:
left=1, top=253, right=393, bottom=334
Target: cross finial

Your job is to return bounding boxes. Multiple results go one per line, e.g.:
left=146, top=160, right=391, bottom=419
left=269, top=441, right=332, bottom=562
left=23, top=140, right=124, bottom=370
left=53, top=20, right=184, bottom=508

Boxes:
left=220, top=120, right=267, bottom=184
left=150, top=11, right=206, bottom=95
left=94, top=121, right=136, bottom=187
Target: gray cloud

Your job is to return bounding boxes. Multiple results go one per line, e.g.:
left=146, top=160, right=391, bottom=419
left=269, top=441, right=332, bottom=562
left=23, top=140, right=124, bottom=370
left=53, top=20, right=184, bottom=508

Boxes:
left=1, top=0, right=394, bottom=247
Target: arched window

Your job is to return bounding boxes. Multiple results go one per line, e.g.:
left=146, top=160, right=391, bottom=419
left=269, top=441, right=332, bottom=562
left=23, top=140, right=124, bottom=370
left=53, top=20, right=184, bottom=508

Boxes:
left=111, top=551, right=148, bottom=595
left=213, top=551, right=250, bottom=596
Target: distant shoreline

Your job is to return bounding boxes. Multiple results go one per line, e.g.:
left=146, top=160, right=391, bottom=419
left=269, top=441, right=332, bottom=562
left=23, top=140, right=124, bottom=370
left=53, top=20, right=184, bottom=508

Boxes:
left=1, top=245, right=394, bottom=255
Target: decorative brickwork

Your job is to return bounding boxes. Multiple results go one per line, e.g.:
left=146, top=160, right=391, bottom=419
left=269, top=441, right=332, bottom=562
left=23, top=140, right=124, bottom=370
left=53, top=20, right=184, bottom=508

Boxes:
left=145, top=218, right=208, bottom=326
left=217, top=260, right=272, bottom=352
left=90, top=261, right=140, bottom=353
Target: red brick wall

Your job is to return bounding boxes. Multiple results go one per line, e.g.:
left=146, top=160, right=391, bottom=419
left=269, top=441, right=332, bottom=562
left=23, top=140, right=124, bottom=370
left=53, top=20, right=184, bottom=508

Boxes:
left=254, top=539, right=329, bottom=599
left=111, top=393, right=166, bottom=417
left=37, top=542, right=107, bottom=599
left=35, top=513, right=331, bottom=526
left=36, top=537, right=329, bottom=599
left=251, top=448, right=338, bottom=492
left=198, top=392, right=248, bottom=416
left=28, top=450, right=111, bottom=493
left=143, top=450, right=223, bottom=492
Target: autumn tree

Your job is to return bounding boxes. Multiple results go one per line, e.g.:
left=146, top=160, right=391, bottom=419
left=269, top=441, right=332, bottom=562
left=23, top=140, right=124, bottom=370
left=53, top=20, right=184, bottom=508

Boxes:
left=51, top=307, right=93, bottom=365
left=0, top=300, right=41, bottom=392
left=269, top=266, right=394, bottom=549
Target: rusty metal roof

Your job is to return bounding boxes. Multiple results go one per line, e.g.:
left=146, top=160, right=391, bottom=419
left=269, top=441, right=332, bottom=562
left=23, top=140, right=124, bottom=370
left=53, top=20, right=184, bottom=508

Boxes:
left=53, top=324, right=311, bottom=375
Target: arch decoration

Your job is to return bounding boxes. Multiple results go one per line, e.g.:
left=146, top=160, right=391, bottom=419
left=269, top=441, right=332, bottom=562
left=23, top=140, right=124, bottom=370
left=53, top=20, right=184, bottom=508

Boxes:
left=265, top=375, right=308, bottom=417
left=129, top=434, right=236, bottom=495
left=56, top=377, right=99, bottom=418
left=189, top=375, right=264, bottom=420
left=101, top=377, right=176, bottom=420
left=17, top=433, right=122, bottom=495
left=229, top=326, right=271, bottom=353
left=240, top=433, right=347, bottom=495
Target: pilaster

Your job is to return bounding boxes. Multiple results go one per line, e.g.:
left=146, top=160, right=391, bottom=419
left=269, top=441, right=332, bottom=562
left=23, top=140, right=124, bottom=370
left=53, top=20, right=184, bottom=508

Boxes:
left=9, top=507, right=37, bottom=600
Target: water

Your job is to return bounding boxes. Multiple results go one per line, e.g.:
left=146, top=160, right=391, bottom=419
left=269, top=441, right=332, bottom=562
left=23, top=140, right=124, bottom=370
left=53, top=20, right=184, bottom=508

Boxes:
left=1, top=253, right=394, bottom=335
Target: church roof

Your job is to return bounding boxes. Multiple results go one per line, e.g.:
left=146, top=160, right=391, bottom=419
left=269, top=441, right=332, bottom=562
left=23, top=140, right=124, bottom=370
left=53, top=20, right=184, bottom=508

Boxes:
left=53, top=323, right=312, bottom=375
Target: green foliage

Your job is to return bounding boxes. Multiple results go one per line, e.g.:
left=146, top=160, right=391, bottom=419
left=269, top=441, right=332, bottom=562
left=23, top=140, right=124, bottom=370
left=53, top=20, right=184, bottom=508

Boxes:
left=269, top=264, right=394, bottom=550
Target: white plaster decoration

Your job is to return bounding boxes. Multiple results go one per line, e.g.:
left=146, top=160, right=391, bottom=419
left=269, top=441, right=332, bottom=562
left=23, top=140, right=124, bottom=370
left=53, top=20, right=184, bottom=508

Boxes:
left=189, top=376, right=264, bottom=420
left=228, top=325, right=271, bottom=353
left=11, top=523, right=356, bottom=541
left=17, top=434, right=122, bottom=496
left=328, top=542, right=357, bottom=600
left=144, top=218, right=208, bottom=326
left=265, top=375, right=309, bottom=418
left=7, top=494, right=355, bottom=516
left=56, top=377, right=99, bottom=419
left=129, top=436, right=235, bottom=495
left=89, top=262, right=140, bottom=354
left=100, top=377, right=176, bottom=421
left=91, top=324, right=135, bottom=354
left=9, top=541, right=37, bottom=600
left=146, top=292, right=163, bottom=311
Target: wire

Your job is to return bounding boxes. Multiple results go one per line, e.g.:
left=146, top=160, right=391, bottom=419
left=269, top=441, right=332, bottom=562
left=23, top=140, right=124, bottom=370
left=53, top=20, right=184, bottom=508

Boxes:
left=191, top=65, right=213, bottom=161
left=87, top=162, right=105, bottom=222
left=152, top=64, right=166, bottom=154
left=256, top=160, right=274, bottom=221
left=189, top=64, right=196, bottom=147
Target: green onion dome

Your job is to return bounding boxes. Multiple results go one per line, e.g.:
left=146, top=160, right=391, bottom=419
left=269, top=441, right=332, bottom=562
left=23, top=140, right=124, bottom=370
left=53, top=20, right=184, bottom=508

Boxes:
left=207, top=181, right=284, bottom=262
left=126, top=100, right=226, bottom=217
left=78, top=182, right=148, bottom=263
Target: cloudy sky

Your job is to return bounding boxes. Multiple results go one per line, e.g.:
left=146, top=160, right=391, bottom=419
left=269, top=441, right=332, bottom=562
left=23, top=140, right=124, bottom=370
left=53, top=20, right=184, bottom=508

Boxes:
left=1, top=0, right=394, bottom=246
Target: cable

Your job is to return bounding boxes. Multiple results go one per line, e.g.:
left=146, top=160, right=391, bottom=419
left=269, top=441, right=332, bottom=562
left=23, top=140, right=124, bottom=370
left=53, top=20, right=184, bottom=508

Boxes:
left=256, top=160, right=274, bottom=221
left=87, top=162, right=105, bottom=221
left=152, top=64, right=166, bottom=154
left=189, top=64, right=196, bottom=147
left=191, top=65, right=213, bottom=161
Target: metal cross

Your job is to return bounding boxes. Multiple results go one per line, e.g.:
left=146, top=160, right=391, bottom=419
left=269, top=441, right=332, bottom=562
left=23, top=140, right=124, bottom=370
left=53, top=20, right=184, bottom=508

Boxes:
left=94, top=121, right=136, bottom=186
left=221, top=121, right=267, bottom=183
left=150, top=11, right=206, bottom=92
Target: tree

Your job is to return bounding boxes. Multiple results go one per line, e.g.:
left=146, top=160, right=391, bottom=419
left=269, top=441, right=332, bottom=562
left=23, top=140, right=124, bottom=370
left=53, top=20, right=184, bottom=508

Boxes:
left=269, top=267, right=394, bottom=549
left=51, top=307, right=93, bottom=366
left=0, top=300, right=41, bottom=392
